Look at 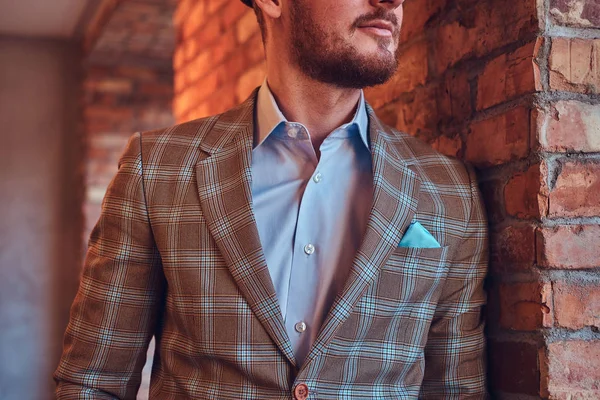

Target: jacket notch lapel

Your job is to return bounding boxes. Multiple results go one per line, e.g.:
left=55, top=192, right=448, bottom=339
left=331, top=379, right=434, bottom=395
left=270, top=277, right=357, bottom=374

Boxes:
left=303, top=112, right=421, bottom=367
left=195, top=94, right=296, bottom=366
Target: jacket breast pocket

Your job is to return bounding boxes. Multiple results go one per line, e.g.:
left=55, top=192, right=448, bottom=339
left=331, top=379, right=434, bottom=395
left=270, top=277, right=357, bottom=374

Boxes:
left=347, top=247, right=452, bottom=366
left=370, top=246, right=451, bottom=305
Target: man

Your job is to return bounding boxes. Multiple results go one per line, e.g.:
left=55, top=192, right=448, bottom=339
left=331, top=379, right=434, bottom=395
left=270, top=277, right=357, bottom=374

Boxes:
left=55, top=0, right=488, bottom=398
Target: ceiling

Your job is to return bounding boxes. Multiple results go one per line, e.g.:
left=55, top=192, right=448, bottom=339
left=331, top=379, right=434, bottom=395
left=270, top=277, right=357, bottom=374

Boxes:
left=87, top=0, right=175, bottom=69
left=0, top=0, right=176, bottom=70
left=0, top=0, right=101, bottom=39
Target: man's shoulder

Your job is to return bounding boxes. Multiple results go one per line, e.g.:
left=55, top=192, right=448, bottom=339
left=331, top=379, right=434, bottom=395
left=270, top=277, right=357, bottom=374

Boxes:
left=131, top=114, right=224, bottom=173
left=137, top=90, right=257, bottom=162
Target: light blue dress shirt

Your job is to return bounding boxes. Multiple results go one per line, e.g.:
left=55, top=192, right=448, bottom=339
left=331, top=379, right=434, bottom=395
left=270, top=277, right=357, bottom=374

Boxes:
left=251, top=80, right=373, bottom=365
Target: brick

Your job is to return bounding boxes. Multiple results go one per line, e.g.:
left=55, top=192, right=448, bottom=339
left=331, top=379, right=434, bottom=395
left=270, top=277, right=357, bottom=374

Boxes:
left=139, top=82, right=173, bottom=97
left=185, top=101, right=211, bottom=121
left=174, top=0, right=195, bottom=27
left=126, top=35, right=153, bottom=53
left=173, top=45, right=186, bottom=70
left=207, top=0, right=228, bottom=15
left=550, top=0, right=600, bottom=28
left=549, top=38, right=600, bottom=93
left=183, top=38, right=198, bottom=62
left=395, top=85, right=439, bottom=137
left=400, top=0, right=447, bottom=42
left=137, top=107, right=175, bottom=132
left=196, top=16, right=224, bottom=48
left=367, top=102, right=397, bottom=132
left=434, top=19, right=473, bottom=74
left=222, top=1, right=251, bottom=28
left=182, top=1, right=207, bottom=40
left=490, top=223, right=536, bottom=271
left=209, top=83, right=238, bottom=115
left=113, top=66, right=158, bottom=82
left=434, top=1, right=537, bottom=74
left=438, top=68, right=471, bottom=123
left=504, top=163, right=548, bottom=219
left=547, top=341, right=600, bottom=398
left=174, top=85, right=197, bottom=119
left=553, top=281, right=600, bottom=330
left=581, top=1, right=600, bottom=27
left=495, top=282, right=553, bottom=331
left=537, top=225, right=600, bottom=269
left=236, top=62, right=266, bottom=103
left=211, top=31, right=237, bottom=66
left=541, top=100, right=600, bottom=152
left=243, top=32, right=266, bottom=65
left=430, top=135, right=462, bottom=158
left=84, top=106, right=133, bottom=123
left=465, top=107, right=530, bottom=167
left=396, top=39, right=430, bottom=93
left=477, top=40, right=539, bottom=110
left=548, top=160, right=600, bottom=217
left=85, top=78, right=133, bottom=95
left=478, top=178, right=505, bottom=224
left=184, top=50, right=212, bottom=84
left=174, top=69, right=186, bottom=94
left=222, top=49, right=256, bottom=82
left=364, top=39, right=429, bottom=109
left=488, top=340, right=541, bottom=396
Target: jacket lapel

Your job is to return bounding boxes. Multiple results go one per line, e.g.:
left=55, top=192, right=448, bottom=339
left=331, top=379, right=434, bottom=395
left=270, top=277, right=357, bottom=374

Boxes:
left=303, top=104, right=421, bottom=367
left=195, top=89, right=296, bottom=366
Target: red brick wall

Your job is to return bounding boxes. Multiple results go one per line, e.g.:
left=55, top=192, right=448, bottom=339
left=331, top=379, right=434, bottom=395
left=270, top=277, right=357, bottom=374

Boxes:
left=174, top=0, right=600, bottom=397
left=83, top=65, right=174, bottom=239
left=174, top=0, right=264, bottom=121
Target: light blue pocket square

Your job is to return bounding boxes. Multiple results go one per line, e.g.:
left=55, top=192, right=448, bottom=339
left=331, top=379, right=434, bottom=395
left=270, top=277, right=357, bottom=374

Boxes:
left=398, top=221, right=441, bottom=248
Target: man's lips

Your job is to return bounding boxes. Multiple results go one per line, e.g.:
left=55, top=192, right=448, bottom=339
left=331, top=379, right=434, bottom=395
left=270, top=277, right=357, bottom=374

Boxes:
left=357, top=19, right=395, bottom=37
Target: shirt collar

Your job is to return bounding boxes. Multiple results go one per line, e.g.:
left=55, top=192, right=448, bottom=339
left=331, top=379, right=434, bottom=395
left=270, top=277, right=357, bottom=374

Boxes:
left=255, top=78, right=370, bottom=149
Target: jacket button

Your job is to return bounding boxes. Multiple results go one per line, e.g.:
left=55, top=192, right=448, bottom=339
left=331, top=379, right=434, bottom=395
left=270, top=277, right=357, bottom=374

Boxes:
left=294, top=383, right=309, bottom=400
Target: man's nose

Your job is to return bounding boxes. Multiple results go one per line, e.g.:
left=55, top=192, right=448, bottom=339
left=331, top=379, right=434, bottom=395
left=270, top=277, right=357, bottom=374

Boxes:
left=370, top=0, right=404, bottom=10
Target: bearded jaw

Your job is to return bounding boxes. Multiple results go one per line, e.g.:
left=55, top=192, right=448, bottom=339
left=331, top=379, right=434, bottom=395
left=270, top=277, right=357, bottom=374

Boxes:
left=288, top=1, right=400, bottom=89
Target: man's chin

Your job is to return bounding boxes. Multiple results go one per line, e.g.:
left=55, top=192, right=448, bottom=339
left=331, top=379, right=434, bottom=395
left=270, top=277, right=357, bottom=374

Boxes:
left=352, top=55, right=398, bottom=87
left=335, top=64, right=397, bottom=88
left=293, top=41, right=398, bottom=88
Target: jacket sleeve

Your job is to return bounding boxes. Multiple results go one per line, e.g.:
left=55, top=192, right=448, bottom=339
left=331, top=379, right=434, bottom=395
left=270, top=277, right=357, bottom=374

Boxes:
left=419, top=163, right=488, bottom=399
left=54, top=132, right=165, bottom=399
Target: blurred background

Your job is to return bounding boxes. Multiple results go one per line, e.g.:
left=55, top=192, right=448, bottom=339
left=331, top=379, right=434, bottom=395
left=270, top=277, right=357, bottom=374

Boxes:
left=1, top=0, right=599, bottom=399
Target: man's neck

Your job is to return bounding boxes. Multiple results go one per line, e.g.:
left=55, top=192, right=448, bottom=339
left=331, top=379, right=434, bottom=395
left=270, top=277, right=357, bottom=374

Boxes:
left=265, top=63, right=362, bottom=151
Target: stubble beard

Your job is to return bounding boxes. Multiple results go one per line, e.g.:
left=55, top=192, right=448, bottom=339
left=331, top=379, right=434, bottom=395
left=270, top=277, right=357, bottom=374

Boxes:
left=289, top=2, right=400, bottom=89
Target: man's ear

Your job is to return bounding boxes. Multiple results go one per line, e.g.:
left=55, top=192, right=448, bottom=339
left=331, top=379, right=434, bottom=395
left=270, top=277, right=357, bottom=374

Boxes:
left=254, top=0, right=282, bottom=19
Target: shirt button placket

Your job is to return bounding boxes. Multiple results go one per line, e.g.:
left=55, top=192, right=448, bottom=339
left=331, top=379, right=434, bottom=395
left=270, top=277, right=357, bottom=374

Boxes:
left=294, top=321, right=307, bottom=333
left=303, top=243, right=315, bottom=255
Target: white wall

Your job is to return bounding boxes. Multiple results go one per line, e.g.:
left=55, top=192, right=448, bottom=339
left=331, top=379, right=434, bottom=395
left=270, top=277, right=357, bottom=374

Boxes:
left=0, top=35, right=84, bottom=400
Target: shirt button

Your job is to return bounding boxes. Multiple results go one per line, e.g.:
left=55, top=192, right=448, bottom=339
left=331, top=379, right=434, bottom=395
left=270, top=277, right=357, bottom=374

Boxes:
left=313, top=172, right=322, bottom=183
left=304, top=243, right=315, bottom=255
left=294, top=383, right=309, bottom=400
left=294, top=321, right=307, bottom=333
left=288, top=127, right=299, bottom=138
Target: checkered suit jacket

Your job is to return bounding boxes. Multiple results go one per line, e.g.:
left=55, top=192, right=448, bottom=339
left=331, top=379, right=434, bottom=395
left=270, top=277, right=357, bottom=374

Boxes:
left=55, top=87, right=488, bottom=399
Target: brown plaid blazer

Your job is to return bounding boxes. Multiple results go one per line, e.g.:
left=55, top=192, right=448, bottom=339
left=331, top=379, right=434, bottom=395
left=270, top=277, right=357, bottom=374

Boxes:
left=55, top=88, right=488, bottom=399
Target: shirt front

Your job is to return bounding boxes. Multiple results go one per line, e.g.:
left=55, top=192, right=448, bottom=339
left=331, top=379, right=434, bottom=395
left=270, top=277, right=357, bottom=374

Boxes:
left=250, top=79, right=373, bottom=366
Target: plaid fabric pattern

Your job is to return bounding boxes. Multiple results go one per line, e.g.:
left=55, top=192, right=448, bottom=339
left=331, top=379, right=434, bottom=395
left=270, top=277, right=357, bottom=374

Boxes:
left=55, top=88, right=488, bottom=399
